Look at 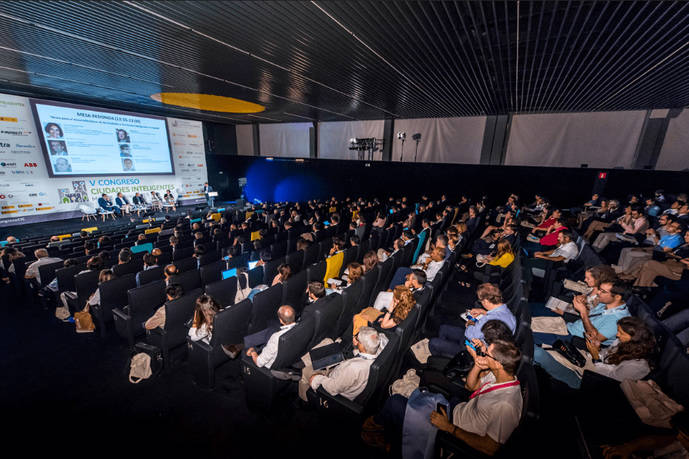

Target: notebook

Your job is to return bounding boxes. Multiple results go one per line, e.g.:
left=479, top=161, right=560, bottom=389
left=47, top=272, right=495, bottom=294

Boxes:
left=248, top=260, right=259, bottom=270
left=310, top=342, right=345, bottom=370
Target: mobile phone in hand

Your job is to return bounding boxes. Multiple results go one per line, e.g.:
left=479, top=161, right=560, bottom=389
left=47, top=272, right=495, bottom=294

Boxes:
left=436, top=403, right=448, bottom=415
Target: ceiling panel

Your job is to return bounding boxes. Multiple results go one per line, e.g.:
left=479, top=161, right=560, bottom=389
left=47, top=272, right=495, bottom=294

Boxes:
left=0, top=1, right=687, bottom=125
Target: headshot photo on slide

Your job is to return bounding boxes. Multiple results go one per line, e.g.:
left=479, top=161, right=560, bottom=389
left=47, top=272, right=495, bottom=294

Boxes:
left=44, top=122, right=63, bottom=139
left=116, top=129, right=130, bottom=143
left=120, top=144, right=132, bottom=157
left=122, top=158, right=135, bottom=172
left=48, top=140, right=68, bottom=156
left=53, top=156, right=72, bottom=173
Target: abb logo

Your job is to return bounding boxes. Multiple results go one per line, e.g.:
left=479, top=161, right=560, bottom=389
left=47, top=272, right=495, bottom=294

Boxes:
left=24, top=163, right=38, bottom=168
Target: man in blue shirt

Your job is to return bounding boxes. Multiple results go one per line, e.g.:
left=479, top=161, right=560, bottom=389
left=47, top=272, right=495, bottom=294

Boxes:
left=97, top=193, right=121, bottom=216
left=534, top=279, right=631, bottom=346
left=429, top=283, right=516, bottom=358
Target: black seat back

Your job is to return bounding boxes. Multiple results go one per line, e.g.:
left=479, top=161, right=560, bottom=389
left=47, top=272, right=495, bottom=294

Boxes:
left=370, top=258, right=394, bottom=304
left=56, top=265, right=83, bottom=293
left=211, top=298, right=253, bottom=345
left=286, top=249, right=304, bottom=273
left=74, top=270, right=100, bottom=308
left=128, top=279, right=166, bottom=322
left=271, top=316, right=315, bottom=370
left=263, top=257, right=284, bottom=285
left=112, top=259, right=143, bottom=277
left=204, top=276, right=238, bottom=308
left=303, top=244, right=320, bottom=267
left=37, top=260, right=66, bottom=288
left=98, top=273, right=136, bottom=321
left=308, top=293, right=344, bottom=348
left=137, top=266, right=163, bottom=286
left=248, top=265, right=264, bottom=288
left=174, top=257, right=197, bottom=273
left=335, top=279, right=365, bottom=337
left=307, top=259, right=327, bottom=283
left=164, top=288, right=203, bottom=346
left=169, top=269, right=201, bottom=293
left=200, top=259, right=225, bottom=285
left=172, top=246, right=194, bottom=260
left=198, top=250, right=220, bottom=267
left=281, top=270, right=308, bottom=312
left=359, top=266, right=380, bottom=309
left=247, top=283, right=284, bottom=334
left=339, top=246, right=359, bottom=276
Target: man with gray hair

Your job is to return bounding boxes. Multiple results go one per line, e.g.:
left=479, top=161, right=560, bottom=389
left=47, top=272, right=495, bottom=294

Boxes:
left=246, top=305, right=297, bottom=369
left=308, top=326, right=383, bottom=401
left=25, top=248, right=62, bottom=286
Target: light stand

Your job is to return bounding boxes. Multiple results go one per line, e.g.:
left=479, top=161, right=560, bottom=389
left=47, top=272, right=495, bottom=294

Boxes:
left=412, top=133, right=421, bottom=162
left=397, top=131, right=407, bottom=161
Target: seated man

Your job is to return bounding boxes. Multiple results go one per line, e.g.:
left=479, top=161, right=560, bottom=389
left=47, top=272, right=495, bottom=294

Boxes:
left=429, top=283, right=516, bottom=358
left=143, top=284, right=184, bottom=330
left=24, top=248, right=62, bottom=287
left=97, top=193, right=121, bottom=216
left=532, top=278, right=631, bottom=346
left=592, top=206, right=648, bottom=252
left=135, top=253, right=159, bottom=287
left=522, top=230, right=578, bottom=285
left=364, top=339, right=523, bottom=456
left=245, top=305, right=297, bottom=369
left=305, top=326, right=382, bottom=401
left=388, top=246, right=445, bottom=289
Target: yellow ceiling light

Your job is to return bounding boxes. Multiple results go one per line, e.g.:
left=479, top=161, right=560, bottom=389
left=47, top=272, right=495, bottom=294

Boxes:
left=151, top=92, right=265, bottom=113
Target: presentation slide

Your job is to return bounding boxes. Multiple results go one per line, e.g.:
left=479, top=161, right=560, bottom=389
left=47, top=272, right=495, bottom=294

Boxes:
left=30, top=99, right=174, bottom=177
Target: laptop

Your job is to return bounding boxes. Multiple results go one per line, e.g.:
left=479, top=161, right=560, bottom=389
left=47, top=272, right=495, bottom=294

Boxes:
left=222, top=268, right=237, bottom=280
left=130, top=242, right=153, bottom=254
left=309, top=342, right=345, bottom=370
left=248, top=260, right=259, bottom=270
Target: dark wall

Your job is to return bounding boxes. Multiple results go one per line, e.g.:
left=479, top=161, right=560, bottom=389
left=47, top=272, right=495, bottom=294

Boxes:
left=204, top=155, right=689, bottom=207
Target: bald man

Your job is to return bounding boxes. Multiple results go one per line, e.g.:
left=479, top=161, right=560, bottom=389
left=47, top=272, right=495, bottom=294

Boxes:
left=245, top=305, right=296, bottom=369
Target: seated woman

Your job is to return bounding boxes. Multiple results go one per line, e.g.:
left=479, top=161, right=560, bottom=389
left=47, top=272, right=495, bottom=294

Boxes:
left=352, top=285, right=416, bottom=336
left=480, top=210, right=517, bottom=240
left=388, top=246, right=445, bottom=289
left=485, top=239, right=515, bottom=268
left=188, top=294, right=221, bottom=344
left=271, top=263, right=291, bottom=286
left=84, top=269, right=115, bottom=310
left=533, top=317, right=655, bottom=389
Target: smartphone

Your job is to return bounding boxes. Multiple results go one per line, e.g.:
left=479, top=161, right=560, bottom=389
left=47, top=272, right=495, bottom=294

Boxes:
left=464, top=338, right=477, bottom=352
left=436, top=403, right=447, bottom=415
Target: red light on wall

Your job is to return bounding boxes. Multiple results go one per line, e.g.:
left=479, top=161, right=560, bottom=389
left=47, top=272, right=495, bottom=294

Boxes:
left=598, top=172, right=607, bottom=179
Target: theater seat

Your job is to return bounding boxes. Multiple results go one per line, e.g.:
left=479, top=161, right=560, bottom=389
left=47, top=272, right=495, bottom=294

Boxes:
left=188, top=298, right=253, bottom=388
left=241, top=316, right=315, bottom=409
left=113, top=280, right=166, bottom=348
left=92, top=273, right=136, bottom=337
left=147, top=288, right=202, bottom=367
left=307, top=334, right=399, bottom=417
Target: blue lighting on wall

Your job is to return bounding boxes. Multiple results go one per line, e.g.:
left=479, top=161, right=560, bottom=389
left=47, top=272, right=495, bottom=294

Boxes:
left=244, top=159, right=328, bottom=203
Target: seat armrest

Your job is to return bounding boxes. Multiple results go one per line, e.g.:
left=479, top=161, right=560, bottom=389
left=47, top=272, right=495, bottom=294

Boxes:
left=112, top=307, right=130, bottom=321
left=187, top=338, right=212, bottom=352
left=315, top=387, right=364, bottom=415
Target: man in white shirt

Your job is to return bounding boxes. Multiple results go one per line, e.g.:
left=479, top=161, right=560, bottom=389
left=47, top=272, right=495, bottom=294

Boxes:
left=523, top=230, right=578, bottom=285
left=308, top=326, right=381, bottom=400
left=246, top=305, right=296, bottom=369
left=24, top=248, right=62, bottom=286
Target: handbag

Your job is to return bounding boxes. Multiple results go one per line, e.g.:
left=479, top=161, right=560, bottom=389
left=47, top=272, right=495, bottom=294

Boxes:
left=74, top=304, right=95, bottom=333
left=443, top=350, right=474, bottom=379
left=553, top=339, right=586, bottom=367
left=129, top=353, right=152, bottom=383
left=55, top=305, right=71, bottom=321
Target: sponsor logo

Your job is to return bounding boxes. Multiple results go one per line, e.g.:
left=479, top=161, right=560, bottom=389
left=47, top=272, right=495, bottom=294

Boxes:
left=24, top=163, right=38, bottom=168
left=1, top=130, right=26, bottom=136
left=197, top=164, right=204, bottom=167
left=23, top=183, right=34, bottom=187
left=0, top=161, right=17, bottom=167
left=0, top=142, right=9, bottom=148
left=18, top=204, right=32, bottom=208
left=0, top=183, right=9, bottom=188
left=15, top=144, right=36, bottom=148
left=39, top=192, right=46, bottom=196
left=11, top=170, right=25, bottom=174
left=28, top=193, right=37, bottom=197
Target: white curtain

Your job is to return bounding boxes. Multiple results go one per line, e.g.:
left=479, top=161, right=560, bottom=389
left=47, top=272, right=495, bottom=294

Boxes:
left=656, top=109, right=689, bottom=171
left=505, top=111, right=646, bottom=168
left=318, top=120, right=385, bottom=160
left=236, top=124, right=254, bottom=156
left=259, top=122, right=311, bottom=158
left=391, top=117, right=485, bottom=164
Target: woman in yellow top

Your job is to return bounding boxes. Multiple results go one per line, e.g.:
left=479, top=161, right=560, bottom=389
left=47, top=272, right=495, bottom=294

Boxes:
left=487, top=239, right=515, bottom=268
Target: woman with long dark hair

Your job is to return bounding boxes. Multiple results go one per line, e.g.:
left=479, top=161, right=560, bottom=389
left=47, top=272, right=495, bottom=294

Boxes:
left=533, top=316, right=655, bottom=389
left=188, top=294, right=221, bottom=344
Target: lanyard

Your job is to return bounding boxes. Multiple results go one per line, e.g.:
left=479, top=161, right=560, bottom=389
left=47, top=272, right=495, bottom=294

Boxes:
left=470, top=379, right=520, bottom=399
